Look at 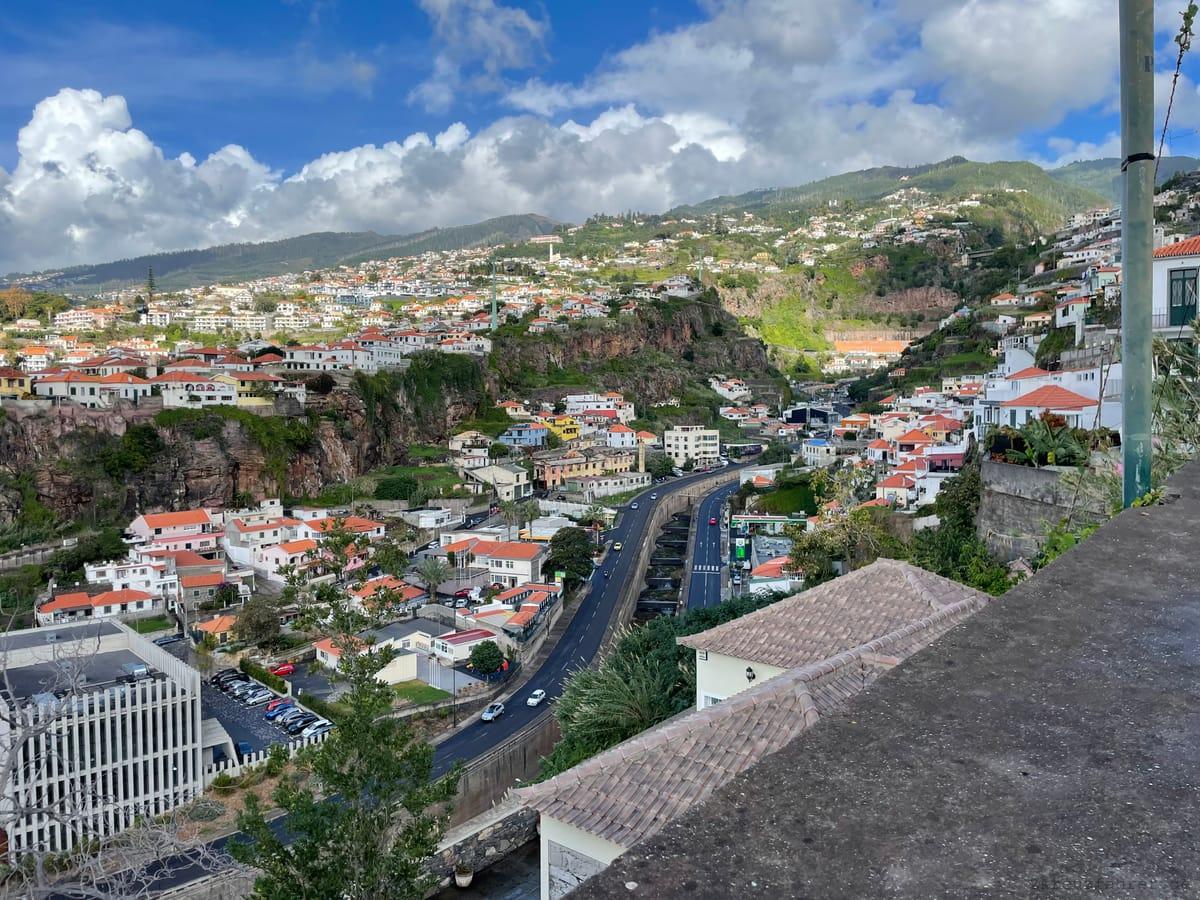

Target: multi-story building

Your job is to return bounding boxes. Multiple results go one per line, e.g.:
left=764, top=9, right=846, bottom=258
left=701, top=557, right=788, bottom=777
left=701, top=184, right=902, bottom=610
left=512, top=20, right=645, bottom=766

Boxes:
left=0, top=621, right=203, bottom=859
left=534, top=448, right=637, bottom=489
left=125, top=509, right=222, bottom=558
left=663, top=426, right=721, bottom=468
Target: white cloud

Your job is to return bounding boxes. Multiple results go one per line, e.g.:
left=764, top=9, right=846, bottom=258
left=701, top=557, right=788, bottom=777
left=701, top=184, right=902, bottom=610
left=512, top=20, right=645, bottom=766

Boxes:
left=2, top=0, right=1190, bottom=272
left=410, top=0, right=549, bottom=112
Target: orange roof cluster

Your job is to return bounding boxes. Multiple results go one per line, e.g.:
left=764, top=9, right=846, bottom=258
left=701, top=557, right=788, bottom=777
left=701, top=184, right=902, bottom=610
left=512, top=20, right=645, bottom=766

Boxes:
left=40, top=589, right=153, bottom=614
left=1153, top=235, right=1200, bottom=258
left=1001, top=385, right=1097, bottom=410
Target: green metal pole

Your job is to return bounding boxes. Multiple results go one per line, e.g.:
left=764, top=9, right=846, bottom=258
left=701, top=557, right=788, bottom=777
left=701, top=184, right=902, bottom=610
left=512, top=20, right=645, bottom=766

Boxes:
left=1120, top=0, right=1154, bottom=506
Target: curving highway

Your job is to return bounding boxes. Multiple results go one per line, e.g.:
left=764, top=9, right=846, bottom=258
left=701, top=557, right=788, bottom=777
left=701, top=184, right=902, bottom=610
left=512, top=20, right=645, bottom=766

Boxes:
left=77, top=465, right=746, bottom=896
left=684, top=481, right=738, bottom=611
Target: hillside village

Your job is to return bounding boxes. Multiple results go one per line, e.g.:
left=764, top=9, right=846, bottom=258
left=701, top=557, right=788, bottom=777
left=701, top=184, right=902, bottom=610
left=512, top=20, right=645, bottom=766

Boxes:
left=3, top=153, right=1200, bottom=897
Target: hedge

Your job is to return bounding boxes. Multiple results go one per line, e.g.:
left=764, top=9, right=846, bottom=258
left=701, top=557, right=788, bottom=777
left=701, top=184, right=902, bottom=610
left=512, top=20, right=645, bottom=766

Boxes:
left=239, top=658, right=287, bottom=693
left=296, top=691, right=349, bottom=724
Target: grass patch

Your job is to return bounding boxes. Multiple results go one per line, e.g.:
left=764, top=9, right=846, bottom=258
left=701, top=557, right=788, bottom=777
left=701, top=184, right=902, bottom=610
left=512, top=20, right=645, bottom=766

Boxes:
left=755, top=477, right=818, bottom=516
left=130, top=615, right=174, bottom=634
left=393, top=680, right=452, bottom=705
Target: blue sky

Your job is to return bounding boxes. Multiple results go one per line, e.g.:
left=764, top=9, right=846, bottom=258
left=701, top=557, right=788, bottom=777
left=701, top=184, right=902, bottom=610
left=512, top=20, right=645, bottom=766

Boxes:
left=1, top=0, right=1198, bottom=271
left=0, top=1, right=702, bottom=173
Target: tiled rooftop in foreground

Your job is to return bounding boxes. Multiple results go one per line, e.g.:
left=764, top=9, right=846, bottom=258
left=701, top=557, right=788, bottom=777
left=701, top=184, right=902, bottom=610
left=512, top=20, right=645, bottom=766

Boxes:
left=576, top=463, right=1200, bottom=898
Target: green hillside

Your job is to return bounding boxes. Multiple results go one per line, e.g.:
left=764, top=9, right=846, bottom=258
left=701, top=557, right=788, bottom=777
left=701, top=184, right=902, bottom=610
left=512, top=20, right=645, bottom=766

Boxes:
left=22, top=214, right=559, bottom=291
left=1049, top=156, right=1200, bottom=204
left=671, top=157, right=1108, bottom=235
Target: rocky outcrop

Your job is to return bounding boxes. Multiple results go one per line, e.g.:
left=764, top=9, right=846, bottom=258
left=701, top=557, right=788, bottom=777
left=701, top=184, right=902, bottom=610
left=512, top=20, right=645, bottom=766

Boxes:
left=0, top=371, right=483, bottom=526
left=491, top=301, right=772, bottom=402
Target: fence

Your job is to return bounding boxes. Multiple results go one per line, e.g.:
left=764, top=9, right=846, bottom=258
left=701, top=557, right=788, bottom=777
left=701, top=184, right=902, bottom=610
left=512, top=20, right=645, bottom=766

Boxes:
left=202, top=731, right=331, bottom=787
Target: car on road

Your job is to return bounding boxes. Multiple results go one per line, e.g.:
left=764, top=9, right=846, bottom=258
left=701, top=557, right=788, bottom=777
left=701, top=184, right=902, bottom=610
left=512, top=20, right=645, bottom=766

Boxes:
left=612, top=542, right=623, bottom=551
left=270, top=663, right=295, bottom=677
left=709, top=516, right=718, bottom=525
left=630, top=502, right=639, bottom=510
left=481, top=702, right=505, bottom=722
left=526, top=689, right=547, bottom=707
left=650, top=493, right=658, bottom=500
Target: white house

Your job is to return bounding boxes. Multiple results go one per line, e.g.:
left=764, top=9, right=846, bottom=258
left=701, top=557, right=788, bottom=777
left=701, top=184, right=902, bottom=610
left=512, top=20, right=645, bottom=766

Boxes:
left=1152, top=235, right=1200, bottom=337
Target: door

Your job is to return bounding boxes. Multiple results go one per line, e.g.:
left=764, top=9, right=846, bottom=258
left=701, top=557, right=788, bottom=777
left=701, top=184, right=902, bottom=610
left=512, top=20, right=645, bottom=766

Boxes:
left=1169, top=267, right=1198, bottom=326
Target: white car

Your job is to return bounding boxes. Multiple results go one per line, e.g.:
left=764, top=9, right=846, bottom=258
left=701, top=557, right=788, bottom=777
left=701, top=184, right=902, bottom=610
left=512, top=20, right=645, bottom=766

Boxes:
left=300, top=719, right=331, bottom=738
left=481, top=701, right=505, bottom=722
left=526, top=689, right=547, bottom=707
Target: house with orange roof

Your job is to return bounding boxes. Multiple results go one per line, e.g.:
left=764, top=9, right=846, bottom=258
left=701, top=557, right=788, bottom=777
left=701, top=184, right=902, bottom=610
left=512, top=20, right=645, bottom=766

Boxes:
left=1000, top=385, right=1100, bottom=431
left=35, top=588, right=159, bottom=627
left=605, top=423, right=637, bottom=450
left=1152, top=235, right=1200, bottom=336
left=193, top=613, right=238, bottom=645
left=0, top=366, right=30, bottom=399
left=256, top=538, right=319, bottom=583
left=438, top=537, right=548, bottom=588
left=865, top=438, right=892, bottom=465
left=876, top=474, right=916, bottom=508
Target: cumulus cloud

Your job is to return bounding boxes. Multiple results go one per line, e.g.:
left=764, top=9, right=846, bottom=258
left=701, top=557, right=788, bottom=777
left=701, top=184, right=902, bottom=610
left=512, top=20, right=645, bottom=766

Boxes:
left=0, top=0, right=1180, bottom=272
left=410, top=0, right=549, bottom=112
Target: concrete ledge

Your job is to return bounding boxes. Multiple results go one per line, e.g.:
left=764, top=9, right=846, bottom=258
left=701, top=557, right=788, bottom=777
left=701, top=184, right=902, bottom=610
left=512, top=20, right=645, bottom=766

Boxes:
left=578, top=462, right=1200, bottom=898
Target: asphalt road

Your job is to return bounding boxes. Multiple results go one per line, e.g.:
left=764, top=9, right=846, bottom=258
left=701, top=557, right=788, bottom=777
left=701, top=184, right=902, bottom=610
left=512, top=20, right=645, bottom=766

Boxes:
left=72, top=465, right=748, bottom=896
left=684, top=481, right=738, bottom=611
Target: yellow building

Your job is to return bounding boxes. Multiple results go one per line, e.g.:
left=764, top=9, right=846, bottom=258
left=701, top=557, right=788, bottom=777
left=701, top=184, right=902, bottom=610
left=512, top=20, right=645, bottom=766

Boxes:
left=0, top=367, right=30, bottom=399
left=542, top=415, right=581, bottom=442
left=231, top=371, right=281, bottom=407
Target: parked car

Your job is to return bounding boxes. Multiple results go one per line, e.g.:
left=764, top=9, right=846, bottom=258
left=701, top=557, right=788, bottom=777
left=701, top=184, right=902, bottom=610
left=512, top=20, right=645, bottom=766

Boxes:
left=731, top=574, right=743, bottom=586
left=242, top=690, right=274, bottom=707
left=285, top=714, right=318, bottom=735
left=235, top=741, right=253, bottom=758
left=303, top=722, right=334, bottom=740
left=612, top=542, right=623, bottom=552
left=152, top=633, right=183, bottom=646
left=270, top=663, right=295, bottom=677
left=300, top=719, right=330, bottom=739
left=526, top=689, right=546, bottom=707
left=265, top=700, right=296, bottom=720
left=481, top=702, right=505, bottom=722
left=276, top=707, right=308, bottom=726
left=265, top=696, right=292, bottom=713
left=453, top=588, right=472, bottom=598
left=218, top=675, right=251, bottom=692
left=212, top=670, right=244, bottom=686
left=228, top=681, right=259, bottom=699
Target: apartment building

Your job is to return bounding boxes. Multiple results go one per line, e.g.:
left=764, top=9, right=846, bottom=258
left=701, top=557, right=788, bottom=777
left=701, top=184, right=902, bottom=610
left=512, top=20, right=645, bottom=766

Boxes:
left=0, top=621, right=203, bottom=859
left=663, top=426, right=721, bottom=468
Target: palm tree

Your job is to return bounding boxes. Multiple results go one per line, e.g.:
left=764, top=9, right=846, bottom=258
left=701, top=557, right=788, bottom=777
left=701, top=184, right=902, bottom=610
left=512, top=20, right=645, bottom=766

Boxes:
left=414, top=558, right=451, bottom=602
left=519, top=499, right=541, bottom=528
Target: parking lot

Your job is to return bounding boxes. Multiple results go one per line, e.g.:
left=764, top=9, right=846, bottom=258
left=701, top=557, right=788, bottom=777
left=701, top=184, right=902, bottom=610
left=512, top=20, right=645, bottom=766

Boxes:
left=201, top=681, right=289, bottom=753
left=284, top=665, right=336, bottom=701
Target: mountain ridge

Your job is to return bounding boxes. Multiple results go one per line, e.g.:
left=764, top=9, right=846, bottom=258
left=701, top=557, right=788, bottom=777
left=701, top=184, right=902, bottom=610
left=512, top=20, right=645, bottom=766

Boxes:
left=12, top=214, right=560, bottom=292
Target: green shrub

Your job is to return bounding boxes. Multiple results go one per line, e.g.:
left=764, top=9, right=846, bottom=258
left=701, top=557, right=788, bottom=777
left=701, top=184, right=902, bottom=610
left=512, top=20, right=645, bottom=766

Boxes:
left=375, top=475, right=418, bottom=501
left=239, top=658, right=287, bottom=693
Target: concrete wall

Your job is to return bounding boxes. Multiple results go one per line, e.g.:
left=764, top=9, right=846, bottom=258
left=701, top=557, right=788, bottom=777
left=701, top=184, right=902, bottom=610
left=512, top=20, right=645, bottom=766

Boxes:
left=976, top=460, right=1107, bottom=561
left=450, top=713, right=562, bottom=825
left=541, top=816, right=627, bottom=900
left=427, top=802, right=539, bottom=889
left=694, top=649, right=786, bottom=710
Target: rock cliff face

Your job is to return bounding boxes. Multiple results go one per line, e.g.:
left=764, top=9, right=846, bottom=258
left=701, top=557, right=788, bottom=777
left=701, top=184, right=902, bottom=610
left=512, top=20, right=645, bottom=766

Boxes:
left=490, top=301, right=772, bottom=401
left=0, top=377, right=480, bottom=527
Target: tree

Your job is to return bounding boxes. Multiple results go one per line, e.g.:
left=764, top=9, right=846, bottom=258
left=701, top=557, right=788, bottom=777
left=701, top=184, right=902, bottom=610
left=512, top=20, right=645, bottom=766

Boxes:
left=758, top=442, right=792, bottom=465
left=414, top=558, right=451, bottom=600
left=235, top=594, right=281, bottom=647
left=371, top=537, right=410, bottom=577
left=146, top=266, right=156, bottom=304
left=468, top=640, right=504, bottom=674
left=545, top=527, right=595, bottom=583
left=786, top=507, right=908, bottom=587
left=231, top=589, right=459, bottom=898
left=304, top=372, right=335, bottom=395
left=194, top=634, right=218, bottom=678
left=375, top=475, right=418, bottom=501
left=488, top=441, right=511, bottom=458
left=646, top=452, right=674, bottom=479
left=213, top=582, right=239, bottom=608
